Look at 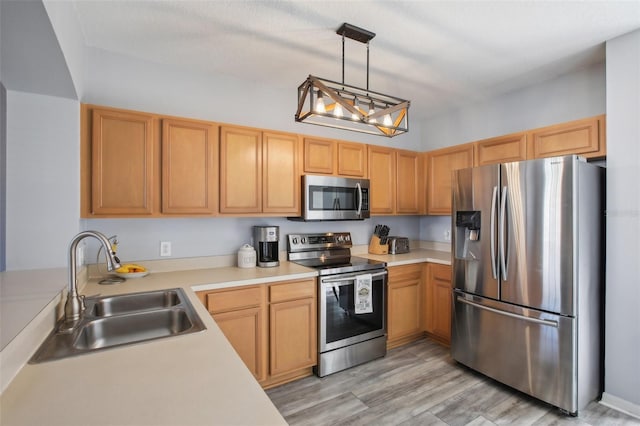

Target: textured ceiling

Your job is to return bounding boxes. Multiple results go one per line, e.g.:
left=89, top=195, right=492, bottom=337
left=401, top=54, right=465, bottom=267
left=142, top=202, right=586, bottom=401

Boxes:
left=70, top=0, right=640, bottom=120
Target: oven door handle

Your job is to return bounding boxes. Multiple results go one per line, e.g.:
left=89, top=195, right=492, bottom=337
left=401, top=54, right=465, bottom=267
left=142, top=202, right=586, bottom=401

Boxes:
left=321, top=270, right=387, bottom=284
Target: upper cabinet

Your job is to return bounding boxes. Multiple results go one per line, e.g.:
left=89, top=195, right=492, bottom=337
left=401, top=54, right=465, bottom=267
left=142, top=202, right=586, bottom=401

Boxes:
left=528, top=115, right=606, bottom=159
left=83, top=105, right=220, bottom=218
left=368, top=146, right=396, bottom=214
left=220, top=125, right=300, bottom=215
left=302, top=138, right=367, bottom=177
left=89, top=107, right=155, bottom=216
left=396, top=149, right=423, bottom=214
left=426, top=144, right=474, bottom=215
left=474, top=133, right=527, bottom=167
left=337, top=141, right=367, bottom=177
left=161, top=118, right=219, bottom=214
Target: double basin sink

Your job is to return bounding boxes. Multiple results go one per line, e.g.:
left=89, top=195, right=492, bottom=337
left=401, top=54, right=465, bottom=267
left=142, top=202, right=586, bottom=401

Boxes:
left=31, top=288, right=206, bottom=363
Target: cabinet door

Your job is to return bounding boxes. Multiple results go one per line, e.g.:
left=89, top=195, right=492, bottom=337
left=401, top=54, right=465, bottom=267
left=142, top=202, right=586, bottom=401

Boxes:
left=161, top=119, right=218, bottom=214
left=337, top=141, right=367, bottom=177
left=474, top=133, right=527, bottom=167
left=263, top=132, right=300, bottom=214
left=387, top=264, right=423, bottom=348
left=368, top=146, right=396, bottom=214
left=425, top=263, right=452, bottom=345
left=213, top=307, right=266, bottom=381
left=303, top=137, right=335, bottom=174
left=426, top=144, right=474, bottom=215
left=396, top=149, right=420, bottom=214
left=91, top=108, right=154, bottom=215
left=220, top=126, right=262, bottom=213
left=529, top=115, right=605, bottom=159
left=269, top=297, right=317, bottom=376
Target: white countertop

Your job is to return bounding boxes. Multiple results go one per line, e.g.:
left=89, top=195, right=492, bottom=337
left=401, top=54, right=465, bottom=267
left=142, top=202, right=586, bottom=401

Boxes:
left=0, top=249, right=450, bottom=426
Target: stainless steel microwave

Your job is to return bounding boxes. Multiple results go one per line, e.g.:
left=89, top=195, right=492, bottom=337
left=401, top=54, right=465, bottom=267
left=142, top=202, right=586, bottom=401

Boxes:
left=298, top=175, right=370, bottom=221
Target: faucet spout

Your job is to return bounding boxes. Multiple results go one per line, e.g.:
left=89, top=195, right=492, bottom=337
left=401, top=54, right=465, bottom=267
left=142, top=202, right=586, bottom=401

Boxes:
left=63, top=231, right=121, bottom=329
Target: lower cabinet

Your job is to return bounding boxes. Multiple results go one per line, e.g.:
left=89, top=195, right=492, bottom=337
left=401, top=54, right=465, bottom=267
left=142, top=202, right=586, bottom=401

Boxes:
left=197, top=278, right=316, bottom=388
left=387, top=263, right=424, bottom=349
left=424, top=263, right=452, bottom=345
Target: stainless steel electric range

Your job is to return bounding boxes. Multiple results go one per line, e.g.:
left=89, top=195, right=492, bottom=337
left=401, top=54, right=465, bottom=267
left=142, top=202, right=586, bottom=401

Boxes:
left=287, top=232, right=387, bottom=377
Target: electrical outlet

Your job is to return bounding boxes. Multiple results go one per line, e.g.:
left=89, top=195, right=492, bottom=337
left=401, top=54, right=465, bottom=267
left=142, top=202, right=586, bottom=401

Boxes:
left=444, top=229, right=451, bottom=242
left=160, top=241, right=172, bottom=257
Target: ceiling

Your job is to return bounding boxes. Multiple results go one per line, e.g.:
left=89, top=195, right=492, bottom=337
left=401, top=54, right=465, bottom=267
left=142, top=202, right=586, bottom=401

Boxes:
left=69, top=0, right=640, bottom=120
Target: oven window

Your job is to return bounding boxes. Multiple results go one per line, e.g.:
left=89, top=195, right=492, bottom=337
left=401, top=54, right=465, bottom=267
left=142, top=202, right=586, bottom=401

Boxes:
left=324, top=281, right=384, bottom=344
left=309, top=185, right=357, bottom=211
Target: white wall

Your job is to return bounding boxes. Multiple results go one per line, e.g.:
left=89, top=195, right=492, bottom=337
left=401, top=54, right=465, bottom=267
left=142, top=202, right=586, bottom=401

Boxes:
left=602, top=29, right=640, bottom=415
left=0, top=84, right=6, bottom=271
left=81, top=46, right=424, bottom=151
left=5, top=90, right=80, bottom=270
left=421, top=61, right=606, bottom=150
left=82, top=216, right=421, bottom=263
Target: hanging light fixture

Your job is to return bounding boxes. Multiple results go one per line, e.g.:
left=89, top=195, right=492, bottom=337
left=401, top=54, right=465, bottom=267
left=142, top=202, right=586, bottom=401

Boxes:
left=295, top=23, right=410, bottom=138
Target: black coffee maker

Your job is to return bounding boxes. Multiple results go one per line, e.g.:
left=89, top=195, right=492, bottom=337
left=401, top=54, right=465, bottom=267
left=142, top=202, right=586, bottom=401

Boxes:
left=253, top=226, right=279, bottom=267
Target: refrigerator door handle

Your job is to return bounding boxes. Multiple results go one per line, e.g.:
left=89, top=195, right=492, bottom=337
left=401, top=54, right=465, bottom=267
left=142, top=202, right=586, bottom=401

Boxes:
left=490, top=186, right=498, bottom=280
left=499, top=186, right=509, bottom=280
left=457, top=296, right=559, bottom=328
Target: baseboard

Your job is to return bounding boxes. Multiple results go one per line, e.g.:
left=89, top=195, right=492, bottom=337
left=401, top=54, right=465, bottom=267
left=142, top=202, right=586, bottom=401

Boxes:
left=600, top=392, right=640, bottom=420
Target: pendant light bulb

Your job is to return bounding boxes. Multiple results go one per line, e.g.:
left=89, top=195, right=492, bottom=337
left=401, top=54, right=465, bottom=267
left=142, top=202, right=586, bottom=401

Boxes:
left=315, top=91, right=326, bottom=113
left=383, top=113, right=393, bottom=127
left=368, top=101, right=377, bottom=124
left=334, top=101, right=344, bottom=118
left=352, top=97, right=360, bottom=120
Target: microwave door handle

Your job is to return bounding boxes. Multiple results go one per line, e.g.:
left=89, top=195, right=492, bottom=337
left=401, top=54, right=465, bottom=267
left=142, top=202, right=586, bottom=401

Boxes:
left=356, top=182, right=363, bottom=216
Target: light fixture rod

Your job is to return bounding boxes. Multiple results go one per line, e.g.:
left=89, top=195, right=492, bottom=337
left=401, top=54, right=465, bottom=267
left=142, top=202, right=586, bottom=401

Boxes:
left=366, top=41, right=370, bottom=91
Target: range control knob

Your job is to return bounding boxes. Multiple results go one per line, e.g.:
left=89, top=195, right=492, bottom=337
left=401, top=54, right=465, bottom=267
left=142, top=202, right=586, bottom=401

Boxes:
left=345, top=235, right=351, bottom=241
left=337, top=235, right=344, bottom=242
left=292, top=237, right=298, bottom=245
left=301, top=237, right=307, bottom=244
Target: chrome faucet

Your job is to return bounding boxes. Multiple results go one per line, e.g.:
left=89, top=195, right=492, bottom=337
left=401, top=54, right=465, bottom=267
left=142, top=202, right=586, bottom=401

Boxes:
left=63, top=231, right=121, bottom=330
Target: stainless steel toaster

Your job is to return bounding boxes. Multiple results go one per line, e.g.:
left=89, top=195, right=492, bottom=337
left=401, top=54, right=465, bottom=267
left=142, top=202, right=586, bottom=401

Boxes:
left=388, top=237, right=410, bottom=254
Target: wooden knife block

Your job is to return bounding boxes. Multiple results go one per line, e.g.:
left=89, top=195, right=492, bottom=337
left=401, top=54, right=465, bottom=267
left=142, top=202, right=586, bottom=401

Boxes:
left=368, top=235, right=388, bottom=255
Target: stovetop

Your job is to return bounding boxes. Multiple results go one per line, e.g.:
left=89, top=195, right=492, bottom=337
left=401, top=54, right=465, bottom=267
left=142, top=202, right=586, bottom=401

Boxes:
left=287, top=232, right=386, bottom=275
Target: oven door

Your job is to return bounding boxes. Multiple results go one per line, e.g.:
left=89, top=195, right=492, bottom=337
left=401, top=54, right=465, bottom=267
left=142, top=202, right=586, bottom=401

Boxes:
left=303, top=175, right=370, bottom=221
left=319, top=270, right=387, bottom=352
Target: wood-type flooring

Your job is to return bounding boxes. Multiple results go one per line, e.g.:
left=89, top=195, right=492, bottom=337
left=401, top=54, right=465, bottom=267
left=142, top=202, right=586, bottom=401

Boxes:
left=267, top=338, right=639, bottom=426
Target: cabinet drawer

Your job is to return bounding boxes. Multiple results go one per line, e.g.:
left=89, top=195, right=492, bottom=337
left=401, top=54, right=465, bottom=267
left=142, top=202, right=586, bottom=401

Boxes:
left=206, top=286, right=263, bottom=313
left=430, top=263, right=451, bottom=282
left=388, top=263, right=423, bottom=283
left=269, top=279, right=315, bottom=303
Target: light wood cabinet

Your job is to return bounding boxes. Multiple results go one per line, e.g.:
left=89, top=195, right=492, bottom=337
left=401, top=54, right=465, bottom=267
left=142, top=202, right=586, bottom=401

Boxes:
left=528, top=115, right=606, bottom=159
left=200, top=286, right=267, bottom=382
left=396, top=149, right=422, bottom=214
left=219, top=126, right=262, bottom=213
left=197, top=278, right=316, bottom=388
left=303, top=138, right=367, bottom=177
left=161, top=118, right=218, bottom=214
left=424, top=263, right=452, bottom=346
left=303, top=137, right=335, bottom=174
left=426, top=143, right=474, bottom=215
left=220, top=126, right=300, bottom=215
left=474, top=132, right=527, bottom=167
left=268, top=280, right=316, bottom=378
left=387, top=263, right=424, bottom=349
left=368, top=146, right=396, bottom=214
left=90, top=107, right=155, bottom=215
left=262, top=132, right=300, bottom=214
left=337, top=141, right=367, bottom=177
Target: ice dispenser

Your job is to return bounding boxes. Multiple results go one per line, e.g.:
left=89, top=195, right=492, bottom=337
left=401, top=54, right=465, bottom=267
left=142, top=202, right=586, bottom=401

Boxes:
left=455, top=211, right=481, bottom=259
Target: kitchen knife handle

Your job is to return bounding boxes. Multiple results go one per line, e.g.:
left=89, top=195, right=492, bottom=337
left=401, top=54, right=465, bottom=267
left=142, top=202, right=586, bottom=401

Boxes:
left=356, top=182, right=362, bottom=217
left=490, top=186, right=498, bottom=280
left=499, top=186, right=508, bottom=280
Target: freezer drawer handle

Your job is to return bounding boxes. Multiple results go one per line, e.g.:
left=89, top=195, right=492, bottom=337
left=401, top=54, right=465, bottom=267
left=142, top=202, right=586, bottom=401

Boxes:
left=457, top=296, right=558, bottom=328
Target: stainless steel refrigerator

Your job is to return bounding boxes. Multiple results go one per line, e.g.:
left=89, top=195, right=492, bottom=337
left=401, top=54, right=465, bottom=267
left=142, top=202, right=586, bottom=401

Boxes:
left=451, top=155, right=604, bottom=415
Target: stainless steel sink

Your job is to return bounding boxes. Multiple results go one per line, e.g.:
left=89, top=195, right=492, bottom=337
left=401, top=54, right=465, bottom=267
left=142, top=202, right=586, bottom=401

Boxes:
left=30, top=288, right=206, bottom=363
left=91, top=289, right=181, bottom=317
